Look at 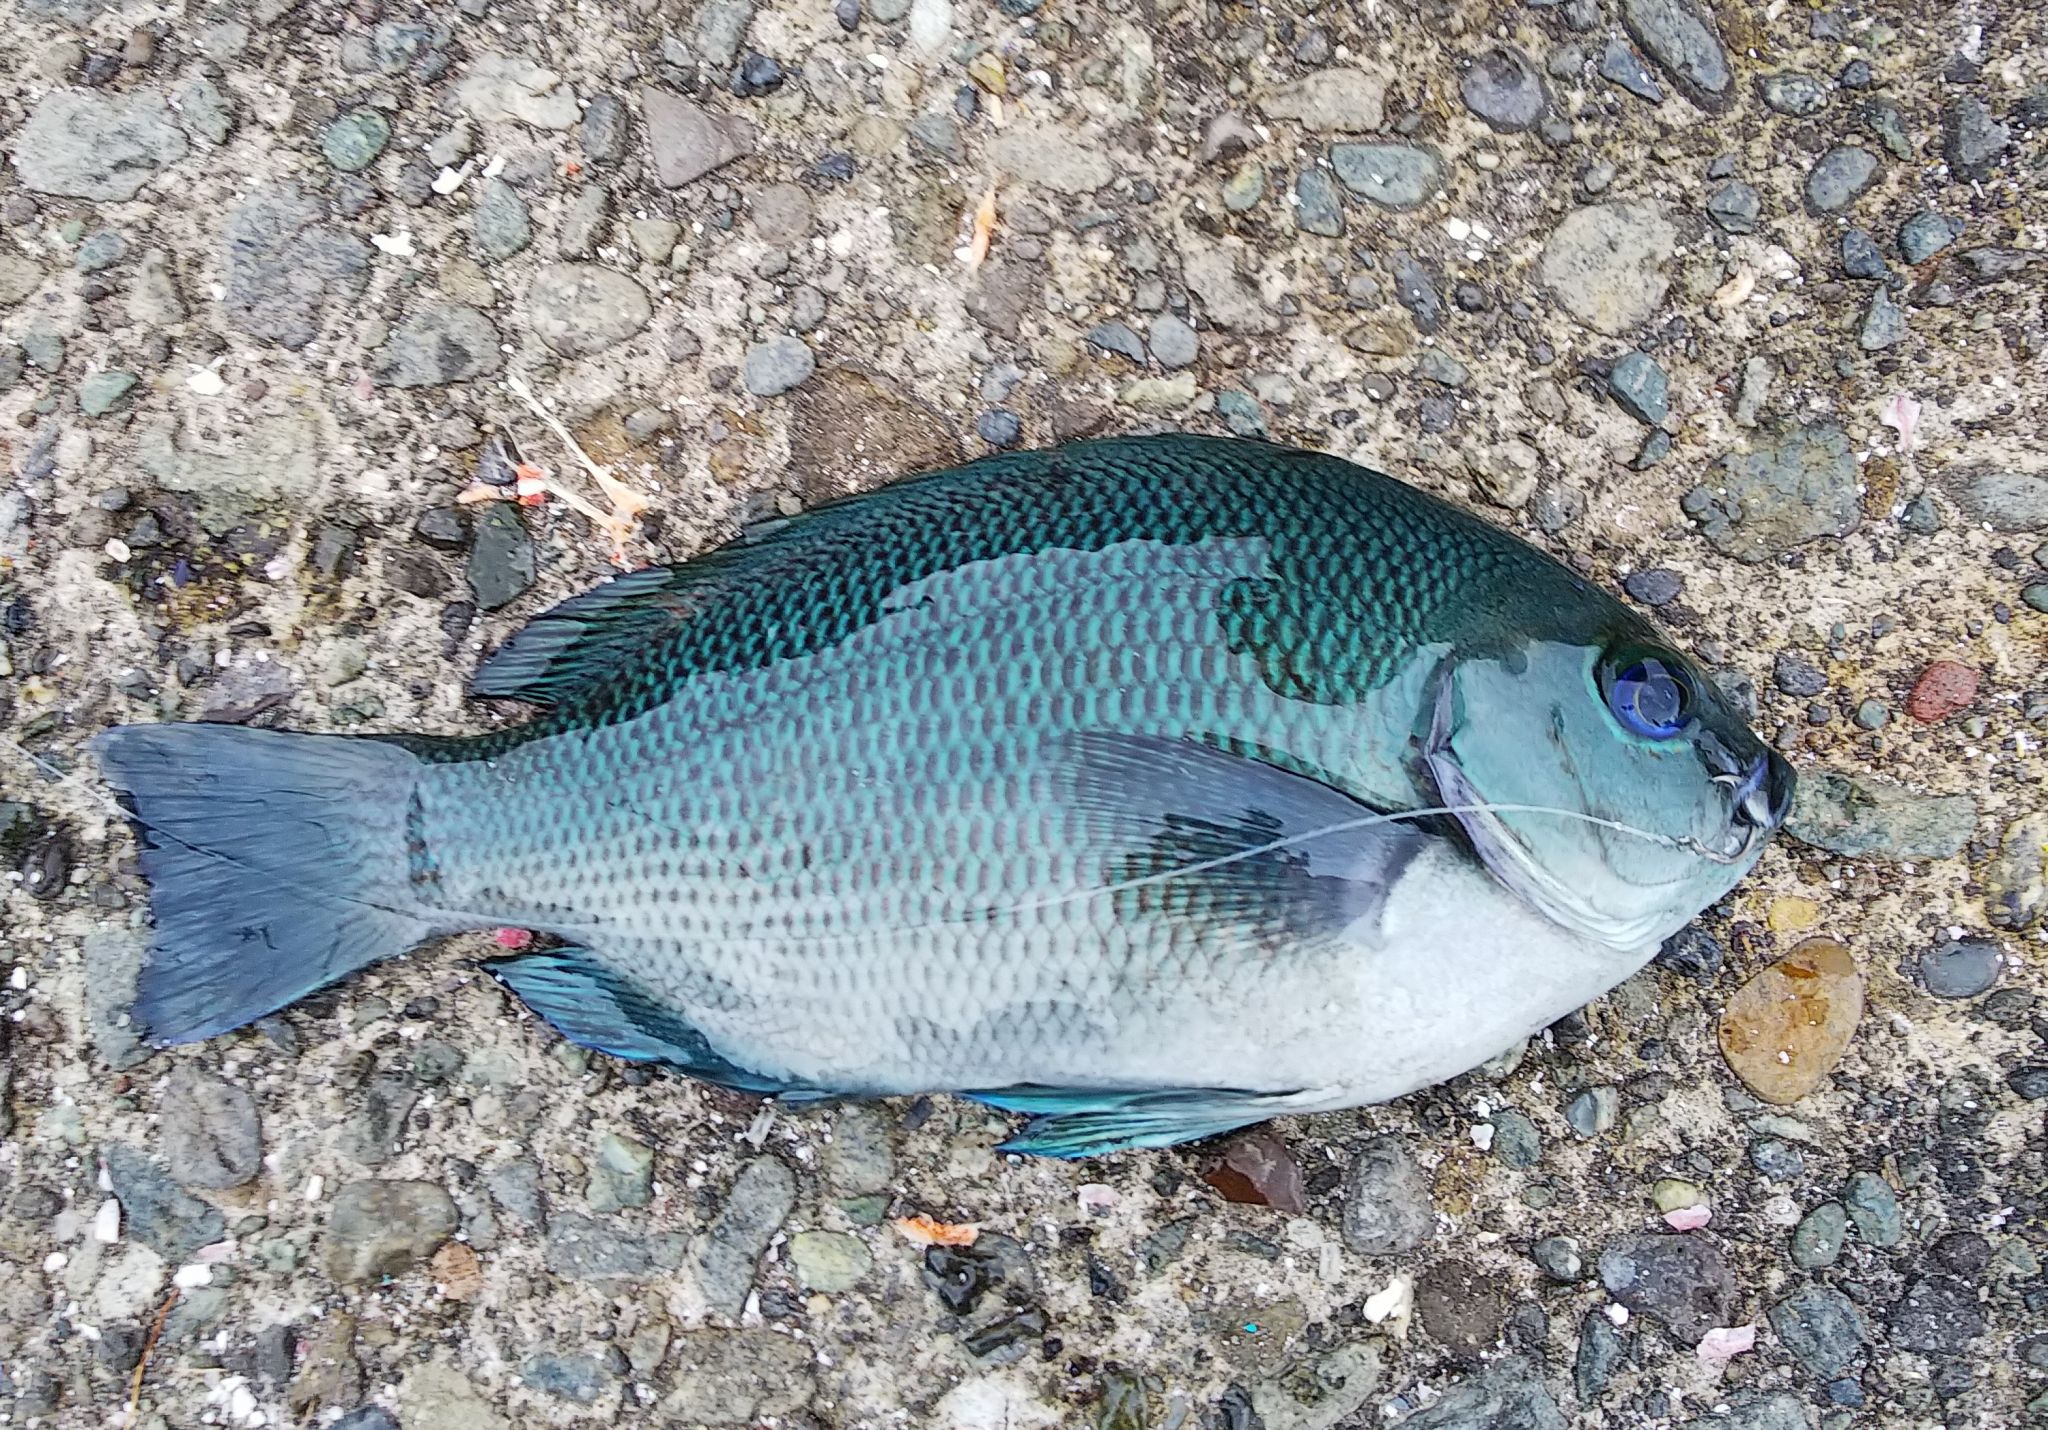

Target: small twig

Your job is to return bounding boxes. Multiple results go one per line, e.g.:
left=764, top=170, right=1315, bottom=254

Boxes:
left=125, top=1285, right=181, bottom=1422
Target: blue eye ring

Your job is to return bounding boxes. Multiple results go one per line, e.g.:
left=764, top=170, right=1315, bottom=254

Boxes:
left=1604, top=654, right=1694, bottom=740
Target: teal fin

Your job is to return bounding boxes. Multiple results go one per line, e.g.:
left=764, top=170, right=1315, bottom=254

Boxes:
left=970, top=1087, right=1297, bottom=1158
left=485, top=948, right=821, bottom=1098
left=1043, top=731, right=1428, bottom=948
left=470, top=566, right=708, bottom=706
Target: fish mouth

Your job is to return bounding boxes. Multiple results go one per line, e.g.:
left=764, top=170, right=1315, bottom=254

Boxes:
left=1420, top=675, right=1759, bottom=951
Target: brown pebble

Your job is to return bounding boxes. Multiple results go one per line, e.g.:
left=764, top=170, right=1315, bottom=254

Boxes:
left=123, top=26, right=156, bottom=67
left=1202, top=1127, right=1306, bottom=1213
left=1907, top=660, right=1979, bottom=723
left=1717, top=936, right=1865, bottom=1104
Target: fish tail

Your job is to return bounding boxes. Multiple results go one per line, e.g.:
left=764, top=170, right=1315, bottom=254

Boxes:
left=93, top=723, right=447, bottom=1044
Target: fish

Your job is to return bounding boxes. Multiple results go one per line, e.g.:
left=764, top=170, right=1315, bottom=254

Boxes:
left=93, top=434, right=1792, bottom=1158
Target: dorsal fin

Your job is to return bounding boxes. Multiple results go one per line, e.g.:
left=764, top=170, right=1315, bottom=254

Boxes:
left=470, top=565, right=714, bottom=706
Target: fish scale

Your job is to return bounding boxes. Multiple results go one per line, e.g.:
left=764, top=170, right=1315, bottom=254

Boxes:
left=96, top=434, right=1789, bottom=1155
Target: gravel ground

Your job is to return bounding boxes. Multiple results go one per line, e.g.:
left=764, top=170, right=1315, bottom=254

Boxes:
left=1, top=0, right=2045, bottom=1426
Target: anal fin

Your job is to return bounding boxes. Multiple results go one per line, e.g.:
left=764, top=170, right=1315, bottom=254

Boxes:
left=967, top=1085, right=1312, bottom=1158
left=486, top=947, right=822, bottom=1098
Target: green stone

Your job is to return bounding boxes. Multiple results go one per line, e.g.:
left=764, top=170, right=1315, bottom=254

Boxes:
left=1650, top=1178, right=1702, bottom=1213
left=323, top=110, right=392, bottom=172
left=1221, top=163, right=1266, bottom=212
left=2022, top=584, right=2048, bottom=614
left=1843, top=1171, right=1902, bottom=1247
left=838, top=1194, right=889, bottom=1226
left=1791, top=1201, right=1848, bottom=1268
left=79, top=370, right=139, bottom=416
left=788, top=1229, right=871, bottom=1292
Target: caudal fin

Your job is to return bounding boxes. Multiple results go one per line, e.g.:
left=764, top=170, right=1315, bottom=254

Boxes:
left=92, top=723, right=443, bottom=1044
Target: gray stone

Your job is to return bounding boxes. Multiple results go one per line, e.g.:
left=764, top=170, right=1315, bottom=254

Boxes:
left=454, top=52, right=581, bottom=129
left=1148, top=314, right=1199, bottom=369
left=1889, top=1275, right=1984, bottom=1353
left=692, top=0, right=757, bottom=65
left=466, top=505, right=536, bottom=611
left=1607, top=351, right=1668, bottom=424
left=660, top=1330, right=815, bottom=1422
left=744, top=335, right=816, bottom=396
left=1599, top=38, right=1664, bottom=103
left=75, top=231, right=127, bottom=273
left=1677, top=1394, right=1812, bottom=1430
left=1733, top=355, right=1773, bottom=426
left=1750, top=1137, right=1804, bottom=1181
left=628, top=217, right=681, bottom=260
left=1221, top=163, right=1266, bottom=212
left=338, top=20, right=451, bottom=78
left=323, top=1181, right=458, bottom=1283
left=487, top=1159, right=545, bottom=1224
left=473, top=178, right=532, bottom=261
left=8, top=89, right=189, bottom=201
left=1759, top=72, right=1827, bottom=116
left=102, top=1143, right=226, bottom=1262
left=1246, top=1341, right=1381, bottom=1430
left=160, top=1065, right=261, bottom=1190
left=1805, top=146, right=1879, bottom=214
left=1986, top=813, right=2048, bottom=929
left=1294, top=169, right=1344, bottom=237
left=1531, top=1235, right=1582, bottom=1281
left=129, top=248, right=187, bottom=325
left=1861, top=98, right=1913, bottom=160
left=691, top=1157, right=796, bottom=1316
left=1574, top=1310, right=1625, bottom=1402
left=525, top=264, right=652, bottom=356
left=544, top=1212, right=688, bottom=1280
left=1938, top=467, right=2048, bottom=531
left=1537, top=201, right=1675, bottom=336
left=643, top=86, right=756, bottom=188
left=909, top=112, right=965, bottom=161
left=340, top=1073, right=418, bottom=1167
left=789, top=1229, right=870, bottom=1291
left=988, top=120, right=1113, bottom=195
left=174, top=73, right=234, bottom=147
left=1565, top=1086, right=1618, bottom=1136
left=78, top=371, right=139, bottom=417
left=1843, top=1171, right=1902, bottom=1246
left=1899, top=211, right=1960, bottom=264
left=558, top=184, right=612, bottom=259
left=587, top=1133, right=654, bottom=1212
left=1597, top=1233, right=1734, bottom=1340
left=1785, top=770, right=1976, bottom=860
left=581, top=95, right=629, bottom=164
left=521, top=1353, right=608, bottom=1404
left=1415, top=350, right=1468, bottom=388
left=1688, top=420, right=1859, bottom=563
left=1768, top=1282, right=1868, bottom=1377
left=1773, top=651, right=1828, bottom=697
left=751, top=183, right=814, bottom=245
left=322, top=110, right=391, bottom=172
left=1942, top=97, right=2010, bottom=180
left=1492, top=1112, right=1540, bottom=1172
left=1182, top=243, right=1278, bottom=334
left=135, top=407, right=326, bottom=534
left=1919, top=938, right=2002, bottom=998
left=371, top=304, right=502, bottom=387
left=1460, top=48, right=1545, bottom=131
left=1620, top=0, right=1733, bottom=111
left=823, top=1106, right=895, bottom=1194
left=1340, top=1136, right=1431, bottom=1254
left=222, top=182, right=372, bottom=350
left=0, top=254, right=39, bottom=307
left=1329, top=143, right=1445, bottom=210
left=1258, top=68, right=1386, bottom=133
left=1707, top=181, right=1761, bottom=234
left=1841, top=228, right=1887, bottom=280
left=1400, top=1357, right=1564, bottom=1430
left=1790, top=1203, right=1847, bottom=1268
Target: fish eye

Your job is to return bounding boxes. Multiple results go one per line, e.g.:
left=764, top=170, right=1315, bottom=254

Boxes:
left=1604, top=654, right=1694, bottom=740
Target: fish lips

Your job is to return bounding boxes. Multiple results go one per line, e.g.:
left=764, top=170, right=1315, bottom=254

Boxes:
left=1419, top=673, right=1767, bottom=951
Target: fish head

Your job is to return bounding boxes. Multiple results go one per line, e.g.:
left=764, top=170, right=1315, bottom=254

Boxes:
left=1422, top=631, right=1792, bottom=951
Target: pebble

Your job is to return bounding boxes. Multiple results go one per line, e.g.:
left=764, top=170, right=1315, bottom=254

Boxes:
left=580, top=94, right=629, bottom=163
left=691, top=1157, right=795, bottom=1316
left=1328, top=144, right=1445, bottom=210
left=12, top=89, right=189, bottom=200
left=1937, top=466, right=2048, bottom=531
left=1415, top=350, right=1469, bottom=388
left=1086, top=322, right=1146, bottom=364
left=322, top=110, right=391, bottom=172
left=1942, top=97, right=2010, bottom=180
left=1840, top=229, right=1886, bottom=280
left=1620, top=0, right=1732, bottom=111
left=544, top=1212, right=687, bottom=1280
left=1293, top=169, right=1344, bottom=237
left=525, top=264, right=653, bottom=356
left=1565, top=1086, right=1618, bottom=1137
left=521, top=1353, right=609, bottom=1404
left=1258, top=68, right=1387, bottom=133
left=372, top=304, right=502, bottom=387
left=1460, top=47, right=1546, bottom=132
left=1918, top=938, right=2002, bottom=998
left=974, top=409, right=1022, bottom=448
left=1759, top=72, right=1827, bottom=116
left=1402, top=1355, right=1564, bottom=1429
left=1772, top=651, right=1827, bottom=697
left=472, top=178, right=532, bottom=260
left=1805, top=146, right=1880, bottom=214
left=1341, top=1135, right=1431, bottom=1254
left=1985, top=813, right=2048, bottom=930
left=466, top=504, right=536, bottom=611
left=643, top=86, right=756, bottom=187
left=587, top=1132, right=654, bottom=1212
left=1786, top=771, right=1976, bottom=860
left=222, top=182, right=371, bottom=350
left=160, top=1065, right=262, bottom=1190
left=661, top=1329, right=815, bottom=1422
left=1202, top=1127, right=1306, bottom=1213
left=1749, top=1137, right=1804, bottom=1181
left=1733, top=355, right=1773, bottom=426
left=1686, top=419, right=1857, bottom=563
left=1221, top=164, right=1265, bottom=212
left=1769, top=1283, right=1869, bottom=1377
left=1574, top=1311, right=1625, bottom=1403
left=744, top=335, right=816, bottom=397
left=790, top=1229, right=872, bottom=1291
left=1606, top=351, right=1668, bottom=424
left=1599, top=39, right=1664, bottom=103
left=1717, top=936, right=1865, bottom=1103
left=1899, top=211, right=1960, bottom=264
left=1890, top=1276, right=1985, bottom=1353
left=103, top=1143, right=226, bottom=1261
left=1907, top=660, right=1978, bottom=722
left=1537, top=201, right=1675, bottom=336
left=1488, top=1109, right=1542, bottom=1167
left=1706, top=181, right=1760, bottom=233
left=1859, top=287, right=1907, bottom=351
left=1598, top=1233, right=1734, bottom=1339
left=1790, top=1202, right=1849, bottom=1268
left=1657, top=925, right=1724, bottom=977
left=75, top=230, right=127, bottom=273
left=1842, top=1171, right=1902, bottom=1247
left=322, top=1180, right=458, bottom=1282
left=1148, top=314, right=1199, bottom=370
left=1622, top=568, right=1683, bottom=606
left=1532, top=1235, right=1582, bottom=1281
left=78, top=371, right=139, bottom=417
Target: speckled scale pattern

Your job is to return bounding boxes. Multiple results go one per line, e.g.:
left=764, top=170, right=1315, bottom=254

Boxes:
left=407, top=436, right=1633, bottom=1094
